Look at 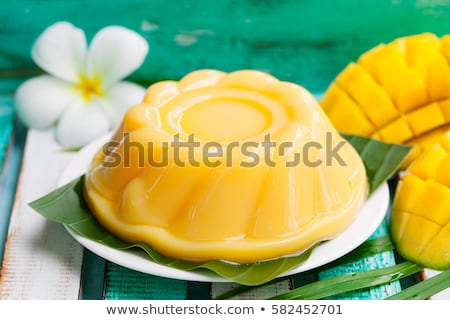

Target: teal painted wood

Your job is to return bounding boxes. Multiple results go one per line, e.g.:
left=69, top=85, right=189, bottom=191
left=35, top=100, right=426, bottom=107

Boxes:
left=186, top=281, right=211, bottom=300
left=0, top=120, right=12, bottom=166
left=0, top=96, right=14, bottom=168
left=0, top=95, right=14, bottom=265
left=318, top=182, right=402, bottom=299
left=318, top=223, right=401, bottom=299
left=1, top=0, right=450, bottom=94
left=105, top=264, right=187, bottom=300
left=80, top=249, right=107, bottom=300
left=0, top=94, right=25, bottom=267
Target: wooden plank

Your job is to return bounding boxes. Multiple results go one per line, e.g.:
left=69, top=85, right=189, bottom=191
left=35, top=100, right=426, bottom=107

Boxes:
left=318, top=223, right=401, bottom=299
left=0, top=105, right=13, bottom=167
left=1, top=0, right=449, bottom=93
left=0, top=119, right=25, bottom=266
left=211, top=280, right=292, bottom=300
left=105, top=264, right=187, bottom=300
left=0, top=97, right=15, bottom=262
left=79, top=249, right=106, bottom=300
left=186, top=281, right=211, bottom=300
left=0, top=129, right=83, bottom=299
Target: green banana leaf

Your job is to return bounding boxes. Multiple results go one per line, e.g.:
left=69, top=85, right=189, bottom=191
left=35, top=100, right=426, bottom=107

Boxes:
left=342, top=134, right=411, bottom=194
left=29, top=135, right=411, bottom=286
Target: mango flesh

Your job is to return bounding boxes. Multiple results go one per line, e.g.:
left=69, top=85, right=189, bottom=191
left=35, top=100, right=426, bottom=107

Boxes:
left=321, top=33, right=450, bottom=166
left=321, top=33, right=450, bottom=270
left=84, top=70, right=367, bottom=263
left=392, top=141, right=450, bottom=270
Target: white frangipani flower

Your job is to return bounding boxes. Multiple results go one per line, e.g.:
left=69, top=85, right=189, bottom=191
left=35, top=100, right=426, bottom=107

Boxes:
left=15, top=22, right=149, bottom=149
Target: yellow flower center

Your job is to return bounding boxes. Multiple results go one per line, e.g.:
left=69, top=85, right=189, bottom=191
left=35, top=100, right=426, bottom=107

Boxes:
left=78, top=76, right=103, bottom=100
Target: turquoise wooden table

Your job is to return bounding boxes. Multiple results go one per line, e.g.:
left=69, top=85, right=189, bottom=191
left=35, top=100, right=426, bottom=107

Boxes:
left=0, top=0, right=449, bottom=299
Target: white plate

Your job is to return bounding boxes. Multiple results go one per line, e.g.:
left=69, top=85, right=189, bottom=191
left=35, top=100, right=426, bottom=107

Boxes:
left=58, top=134, right=390, bottom=283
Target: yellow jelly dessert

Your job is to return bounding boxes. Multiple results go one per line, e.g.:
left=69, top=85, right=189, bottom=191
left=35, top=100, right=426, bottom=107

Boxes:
left=84, top=70, right=367, bottom=263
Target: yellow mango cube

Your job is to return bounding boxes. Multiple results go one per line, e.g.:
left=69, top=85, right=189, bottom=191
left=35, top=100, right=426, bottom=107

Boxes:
left=357, top=43, right=386, bottom=75
left=440, top=35, right=450, bottom=63
left=410, top=125, right=450, bottom=153
left=413, top=179, right=450, bottom=225
left=358, top=44, right=428, bottom=112
left=390, top=210, right=441, bottom=257
left=400, top=143, right=421, bottom=168
left=408, top=145, right=447, bottom=180
left=336, top=63, right=398, bottom=126
left=427, top=55, right=450, bottom=101
left=320, top=83, right=374, bottom=135
left=436, top=155, right=450, bottom=188
left=405, top=102, right=446, bottom=136
left=437, top=131, right=450, bottom=151
left=392, top=175, right=424, bottom=213
left=392, top=33, right=440, bottom=78
left=439, top=99, right=450, bottom=123
left=420, top=224, right=450, bottom=270
left=377, top=116, right=414, bottom=143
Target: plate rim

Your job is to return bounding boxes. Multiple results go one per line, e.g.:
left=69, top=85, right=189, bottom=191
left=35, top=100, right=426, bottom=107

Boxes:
left=58, top=134, right=390, bottom=283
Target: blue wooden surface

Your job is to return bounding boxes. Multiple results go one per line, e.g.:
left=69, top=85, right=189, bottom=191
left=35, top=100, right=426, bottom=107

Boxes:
left=0, top=97, right=14, bottom=166
left=105, top=266, right=188, bottom=300
left=319, top=223, right=401, bottom=299
left=0, top=96, right=24, bottom=266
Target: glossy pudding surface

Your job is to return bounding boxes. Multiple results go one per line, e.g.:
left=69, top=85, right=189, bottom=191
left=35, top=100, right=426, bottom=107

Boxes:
left=84, top=70, right=367, bottom=263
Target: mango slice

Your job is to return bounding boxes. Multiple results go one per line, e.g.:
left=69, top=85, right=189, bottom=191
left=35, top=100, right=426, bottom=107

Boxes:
left=322, top=33, right=450, bottom=270
left=321, top=33, right=450, bottom=165
left=391, top=142, right=450, bottom=270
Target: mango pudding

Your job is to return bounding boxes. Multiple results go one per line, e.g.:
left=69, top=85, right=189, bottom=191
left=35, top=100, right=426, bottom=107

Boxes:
left=84, top=70, right=367, bottom=263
